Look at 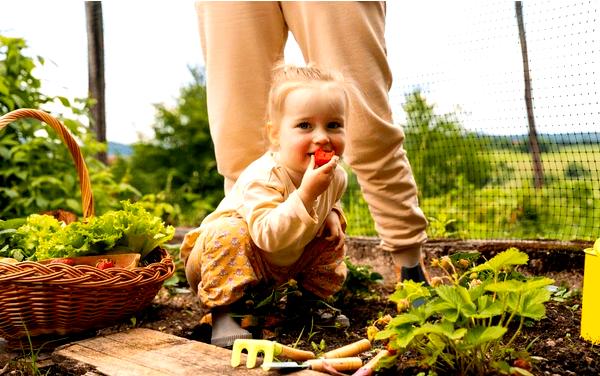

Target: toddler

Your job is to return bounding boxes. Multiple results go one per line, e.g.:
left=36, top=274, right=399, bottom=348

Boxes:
left=180, top=63, right=351, bottom=347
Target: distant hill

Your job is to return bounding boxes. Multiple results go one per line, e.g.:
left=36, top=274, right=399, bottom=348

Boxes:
left=476, top=132, right=600, bottom=149
left=108, top=142, right=132, bottom=157
left=508, top=132, right=600, bottom=145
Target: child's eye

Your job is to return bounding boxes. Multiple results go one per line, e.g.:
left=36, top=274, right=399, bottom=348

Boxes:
left=297, top=122, right=311, bottom=129
left=328, top=121, right=343, bottom=129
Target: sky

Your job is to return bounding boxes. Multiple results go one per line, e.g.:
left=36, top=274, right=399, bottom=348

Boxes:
left=0, top=1, right=597, bottom=144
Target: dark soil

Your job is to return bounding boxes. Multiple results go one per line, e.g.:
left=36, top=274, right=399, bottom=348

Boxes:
left=1, top=238, right=598, bottom=376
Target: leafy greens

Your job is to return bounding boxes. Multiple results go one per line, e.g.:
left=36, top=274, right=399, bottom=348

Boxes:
left=0, top=201, right=175, bottom=261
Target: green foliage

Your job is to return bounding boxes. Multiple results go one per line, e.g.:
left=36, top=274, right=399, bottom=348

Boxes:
left=0, top=36, right=46, bottom=112
left=135, top=192, right=182, bottom=225
left=564, top=161, right=591, bottom=179
left=426, top=213, right=464, bottom=239
left=112, top=67, right=223, bottom=226
left=372, top=248, right=553, bottom=376
left=513, top=136, right=555, bottom=154
left=218, top=259, right=382, bottom=337
left=335, top=257, right=383, bottom=303
left=402, top=90, right=494, bottom=198
left=340, top=167, right=376, bottom=236
left=0, top=35, right=137, bottom=218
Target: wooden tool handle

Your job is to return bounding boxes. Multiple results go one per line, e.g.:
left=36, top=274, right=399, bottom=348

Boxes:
left=277, top=343, right=316, bottom=361
left=306, top=357, right=363, bottom=372
left=322, top=339, right=371, bottom=358
left=351, top=349, right=391, bottom=376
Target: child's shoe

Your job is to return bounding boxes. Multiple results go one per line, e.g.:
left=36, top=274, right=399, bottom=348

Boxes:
left=210, top=307, right=252, bottom=347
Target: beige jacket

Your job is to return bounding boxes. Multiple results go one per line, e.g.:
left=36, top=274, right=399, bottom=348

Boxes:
left=193, top=151, right=347, bottom=267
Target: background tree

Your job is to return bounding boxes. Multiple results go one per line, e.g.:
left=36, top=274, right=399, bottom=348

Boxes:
left=515, top=1, right=544, bottom=189
left=111, top=67, right=223, bottom=225
left=0, top=35, right=135, bottom=218
left=402, top=90, right=493, bottom=198
left=85, top=1, right=107, bottom=163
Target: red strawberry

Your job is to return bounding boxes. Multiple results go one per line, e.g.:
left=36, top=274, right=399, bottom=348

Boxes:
left=96, top=259, right=115, bottom=270
left=50, top=258, right=75, bottom=266
left=513, top=358, right=532, bottom=370
left=314, top=148, right=335, bottom=167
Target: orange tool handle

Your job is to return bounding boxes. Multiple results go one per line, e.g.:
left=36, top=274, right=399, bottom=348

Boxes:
left=322, top=339, right=372, bottom=358
left=306, top=357, right=363, bottom=372
left=352, top=349, right=391, bottom=376
left=277, top=343, right=316, bottom=361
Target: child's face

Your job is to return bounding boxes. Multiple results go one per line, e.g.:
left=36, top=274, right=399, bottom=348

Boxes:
left=274, top=83, right=347, bottom=178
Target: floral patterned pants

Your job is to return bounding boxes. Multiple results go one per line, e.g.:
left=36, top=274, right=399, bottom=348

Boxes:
left=180, top=216, right=347, bottom=309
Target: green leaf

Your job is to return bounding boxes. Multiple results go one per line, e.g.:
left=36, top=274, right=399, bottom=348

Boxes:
left=0, top=188, right=19, bottom=198
left=429, top=300, right=460, bottom=322
left=486, top=277, right=552, bottom=295
left=518, top=288, right=551, bottom=319
left=56, top=96, right=71, bottom=107
left=394, top=327, right=417, bottom=348
left=434, top=321, right=468, bottom=340
left=35, top=196, right=49, bottom=208
left=254, top=290, right=275, bottom=309
left=486, top=280, right=525, bottom=293
left=413, top=323, right=449, bottom=337
left=389, top=279, right=431, bottom=304
left=65, top=198, right=81, bottom=212
left=460, top=325, right=507, bottom=349
left=470, top=248, right=528, bottom=274
left=12, top=150, right=28, bottom=163
left=0, top=78, right=9, bottom=95
left=388, top=312, right=422, bottom=327
left=30, top=176, right=65, bottom=189
left=0, top=218, right=26, bottom=230
left=0, top=146, right=11, bottom=159
left=473, top=296, right=504, bottom=319
left=434, top=285, right=477, bottom=319
left=524, top=277, right=554, bottom=290
left=376, top=326, right=415, bottom=347
left=468, top=279, right=489, bottom=301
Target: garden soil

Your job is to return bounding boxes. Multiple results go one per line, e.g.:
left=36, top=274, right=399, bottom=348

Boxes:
left=1, top=237, right=598, bottom=375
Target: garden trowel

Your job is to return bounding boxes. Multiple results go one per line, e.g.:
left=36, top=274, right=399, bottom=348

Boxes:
left=261, top=357, right=363, bottom=372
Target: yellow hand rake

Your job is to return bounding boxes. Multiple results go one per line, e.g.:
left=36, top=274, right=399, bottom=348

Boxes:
left=231, top=338, right=372, bottom=370
left=231, top=339, right=316, bottom=369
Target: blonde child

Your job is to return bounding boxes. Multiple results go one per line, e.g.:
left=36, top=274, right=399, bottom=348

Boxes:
left=180, top=64, right=350, bottom=347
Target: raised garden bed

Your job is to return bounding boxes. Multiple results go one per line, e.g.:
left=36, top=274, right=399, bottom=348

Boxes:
left=1, top=237, right=598, bottom=375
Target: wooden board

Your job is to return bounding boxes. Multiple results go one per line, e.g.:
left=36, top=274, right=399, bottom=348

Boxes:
left=52, top=328, right=325, bottom=376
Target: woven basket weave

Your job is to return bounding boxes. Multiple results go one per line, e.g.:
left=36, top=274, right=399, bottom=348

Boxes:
left=0, top=109, right=175, bottom=342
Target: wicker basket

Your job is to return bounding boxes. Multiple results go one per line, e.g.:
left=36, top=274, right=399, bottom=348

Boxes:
left=0, top=109, right=175, bottom=343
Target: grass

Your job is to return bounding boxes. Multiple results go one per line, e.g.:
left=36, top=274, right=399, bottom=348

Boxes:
left=343, top=145, right=600, bottom=241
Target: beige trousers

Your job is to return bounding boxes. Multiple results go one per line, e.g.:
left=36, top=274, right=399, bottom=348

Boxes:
left=196, top=1, right=428, bottom=253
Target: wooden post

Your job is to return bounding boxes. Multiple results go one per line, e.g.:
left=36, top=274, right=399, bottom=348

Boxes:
left=515, top=1, right=544, bottom=189
left=85, top=1, right=107, bottom=164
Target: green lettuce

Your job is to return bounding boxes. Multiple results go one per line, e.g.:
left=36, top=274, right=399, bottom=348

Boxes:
left=0, top=201, right=175, bottom=261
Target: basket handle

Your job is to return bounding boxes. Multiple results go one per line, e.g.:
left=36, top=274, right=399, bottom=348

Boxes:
left=0, top=108, right=95, bottom=218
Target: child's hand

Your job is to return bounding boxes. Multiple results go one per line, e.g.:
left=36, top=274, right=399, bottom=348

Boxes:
left=317, top=211, right=345, bottom=251
left=298, top=155, right=339, bottom=206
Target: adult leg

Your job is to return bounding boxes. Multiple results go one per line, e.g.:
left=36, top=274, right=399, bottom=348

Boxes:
left=196, top=1, right=288, bottom=192
left=282, top=2, right=428, bottom=276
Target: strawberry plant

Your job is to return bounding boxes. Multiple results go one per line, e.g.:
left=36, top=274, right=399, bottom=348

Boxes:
left=371, top=248, right=553, bottom=376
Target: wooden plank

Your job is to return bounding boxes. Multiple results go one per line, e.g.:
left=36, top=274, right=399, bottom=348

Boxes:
left=53, top=328, right=325, bottom=376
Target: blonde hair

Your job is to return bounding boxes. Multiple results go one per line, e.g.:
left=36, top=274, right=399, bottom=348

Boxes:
left=266, top=63, right=352, bottom=147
